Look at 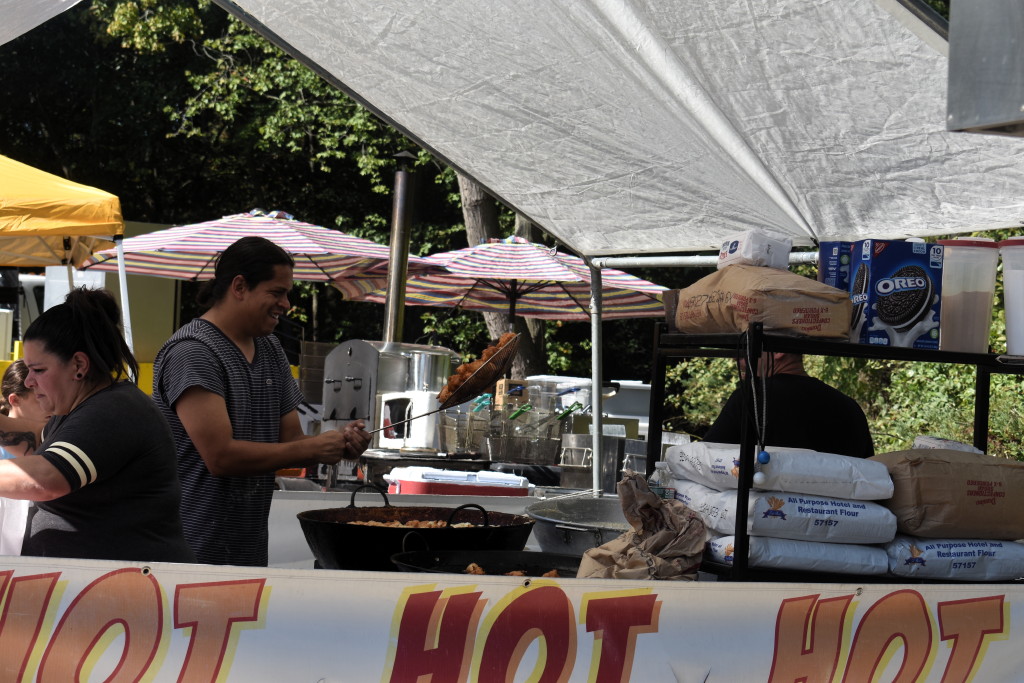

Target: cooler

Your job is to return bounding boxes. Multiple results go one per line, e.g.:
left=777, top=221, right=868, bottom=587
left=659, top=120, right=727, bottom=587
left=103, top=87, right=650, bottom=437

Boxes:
left=383, top=466, right=531, bottom=496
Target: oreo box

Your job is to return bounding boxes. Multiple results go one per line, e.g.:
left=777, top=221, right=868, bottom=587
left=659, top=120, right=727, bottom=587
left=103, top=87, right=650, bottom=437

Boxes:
left=849, top=240, right=943, bottom=349
left=817, top=241, right=855, bottom=291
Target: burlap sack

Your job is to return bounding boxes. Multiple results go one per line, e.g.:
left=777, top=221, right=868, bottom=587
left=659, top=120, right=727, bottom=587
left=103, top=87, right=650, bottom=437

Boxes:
left=663, top=264, right=851, bottom=338
left=576, top=472, right=705, bottom=580
left=871, top=449, right=1024, bottom=540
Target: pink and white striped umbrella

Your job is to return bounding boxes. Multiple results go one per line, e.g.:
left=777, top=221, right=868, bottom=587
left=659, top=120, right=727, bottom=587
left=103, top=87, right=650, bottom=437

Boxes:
left=353, top=236, right=666, bottom=321
left=80, top=210, right=425, bottom=297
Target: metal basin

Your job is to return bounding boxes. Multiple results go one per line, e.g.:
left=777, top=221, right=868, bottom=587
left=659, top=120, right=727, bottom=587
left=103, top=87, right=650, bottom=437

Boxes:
left=525, top=495, right=631, bottom=556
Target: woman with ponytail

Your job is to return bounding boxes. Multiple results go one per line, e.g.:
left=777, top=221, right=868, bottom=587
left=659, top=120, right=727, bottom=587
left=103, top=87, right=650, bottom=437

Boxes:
left=0, top=287, right=195, bottom=562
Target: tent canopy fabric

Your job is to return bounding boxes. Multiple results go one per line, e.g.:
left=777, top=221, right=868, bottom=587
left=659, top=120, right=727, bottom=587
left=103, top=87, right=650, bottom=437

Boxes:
left=0, top=154, right=123, bottom=267
left=0, top=0, right=82, bottom=48
left=212, top=0, right=1024, bottom=258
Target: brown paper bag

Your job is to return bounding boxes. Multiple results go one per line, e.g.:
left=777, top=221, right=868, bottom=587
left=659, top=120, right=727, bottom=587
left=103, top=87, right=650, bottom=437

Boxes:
left=663, top=264, right=851, bottom=338
left=871, top=449, right=1024, bottom=539
left=576, top=472, right=705, bottom=580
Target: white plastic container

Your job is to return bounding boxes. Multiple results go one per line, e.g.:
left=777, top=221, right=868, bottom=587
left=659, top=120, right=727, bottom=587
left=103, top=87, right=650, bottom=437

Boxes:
left=937, top=238, right=999, bottom=353
left=1000, top=238, right=1024, bottom=355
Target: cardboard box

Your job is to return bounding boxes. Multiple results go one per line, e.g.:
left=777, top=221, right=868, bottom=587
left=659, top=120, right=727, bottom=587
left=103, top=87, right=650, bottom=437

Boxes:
left=871, top=449, right=1024, bottom=539
left=816, top=241, right=855, bottom=291
left=494, top=378, right=527, bottom=407
left=849, top=240, right=943, bottom=349
left=664, top=264, right=851, bottom=338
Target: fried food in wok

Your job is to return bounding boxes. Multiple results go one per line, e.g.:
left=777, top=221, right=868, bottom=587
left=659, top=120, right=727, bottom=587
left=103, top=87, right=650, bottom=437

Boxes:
left=462, top=563, right=561, bottom=577
left=348, top=520, right=475, bottom=529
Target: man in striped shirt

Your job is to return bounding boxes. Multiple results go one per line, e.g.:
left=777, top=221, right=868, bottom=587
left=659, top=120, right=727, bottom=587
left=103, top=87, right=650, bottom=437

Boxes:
left=153, top=237, right=370, bottom=566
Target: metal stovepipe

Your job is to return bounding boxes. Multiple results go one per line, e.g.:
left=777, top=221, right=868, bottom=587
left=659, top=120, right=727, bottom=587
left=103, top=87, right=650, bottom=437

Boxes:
left=383, top=152, right=416, bottom=343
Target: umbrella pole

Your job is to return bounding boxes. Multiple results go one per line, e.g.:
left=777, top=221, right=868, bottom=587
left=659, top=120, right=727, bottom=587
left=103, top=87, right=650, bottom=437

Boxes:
left=312, top=285, right=319, bottom=342
left=114, top=235, right=134, bottom=353
left=508, top=279, right=517, bottom=332
left=589, top=264, right=604, bottom=495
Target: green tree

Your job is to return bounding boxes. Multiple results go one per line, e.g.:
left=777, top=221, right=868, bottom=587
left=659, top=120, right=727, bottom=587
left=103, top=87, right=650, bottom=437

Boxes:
left=6, top=0, right=684, bottom=378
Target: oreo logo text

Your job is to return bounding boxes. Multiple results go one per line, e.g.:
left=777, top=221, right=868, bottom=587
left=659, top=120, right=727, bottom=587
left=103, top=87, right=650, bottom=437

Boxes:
left=875, top=276, right=927, bottom=295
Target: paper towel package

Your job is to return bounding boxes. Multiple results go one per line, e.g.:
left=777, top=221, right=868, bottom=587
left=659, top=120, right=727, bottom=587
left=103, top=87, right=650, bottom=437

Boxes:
left=707, top=535, right=889, bottom=576
left=872, top=449, right=1024, bottom=539
left=672, top=478, right=896, bottom=545
left=666, top=441, right=893, bottom=500
left=717, top=230, right=793, bottom=271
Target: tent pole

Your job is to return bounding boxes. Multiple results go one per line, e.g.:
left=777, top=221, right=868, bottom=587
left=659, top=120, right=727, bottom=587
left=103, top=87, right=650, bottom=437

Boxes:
left=114, top=235, right=134, bottom=353
left=592, top=250, right=819, bottom=270
left=63, top=237, right=74, bottom=289
left=589, top=264, right=604, bottom=496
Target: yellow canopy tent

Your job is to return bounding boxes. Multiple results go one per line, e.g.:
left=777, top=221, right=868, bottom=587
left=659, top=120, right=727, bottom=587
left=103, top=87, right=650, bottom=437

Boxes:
left=0, top=154, right=131, bottom=349
left=0, top=154, right=123, bottom=267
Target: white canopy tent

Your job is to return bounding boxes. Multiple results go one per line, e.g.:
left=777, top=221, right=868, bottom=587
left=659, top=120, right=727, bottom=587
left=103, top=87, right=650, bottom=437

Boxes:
left=6, top=0, right=1024, bottom=485
left=211, top=0, right=1024, bottom=258
left=208, top=0, right=1024, bottom=487
left=0, top=0, right=83, bottom=48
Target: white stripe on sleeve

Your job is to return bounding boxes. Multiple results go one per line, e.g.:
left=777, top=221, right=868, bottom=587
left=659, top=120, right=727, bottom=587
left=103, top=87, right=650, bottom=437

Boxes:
left=46, top=441, right=97, bottom=487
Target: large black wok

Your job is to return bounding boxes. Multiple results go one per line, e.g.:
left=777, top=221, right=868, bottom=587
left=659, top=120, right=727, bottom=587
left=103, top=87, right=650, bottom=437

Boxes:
left=298, top=486, right=535, bottom=571
left=391, top=549, right=581, bottom=578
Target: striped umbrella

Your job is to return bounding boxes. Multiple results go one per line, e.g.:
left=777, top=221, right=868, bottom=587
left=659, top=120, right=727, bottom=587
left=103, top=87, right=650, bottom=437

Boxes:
left=80, top=209, right=425, bottom=297
left=353, top=236, right=666, bottom=322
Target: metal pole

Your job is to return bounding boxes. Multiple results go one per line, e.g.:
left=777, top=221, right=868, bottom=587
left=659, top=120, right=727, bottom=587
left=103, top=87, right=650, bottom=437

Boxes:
left=592, top=250, right=819, bottom=270
left=383, top=152, right=416, bottom=343
left=114, top=235, right=134, bottom=353
left=589, top=264, right=604, bottom=495
left=63, top=237, right=74, bottom=289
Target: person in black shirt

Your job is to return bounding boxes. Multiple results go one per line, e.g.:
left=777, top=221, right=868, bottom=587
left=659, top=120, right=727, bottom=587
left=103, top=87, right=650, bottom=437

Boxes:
left=3, top=288, right=195, bottom=562
left=702, top=352, right=874, bottom=459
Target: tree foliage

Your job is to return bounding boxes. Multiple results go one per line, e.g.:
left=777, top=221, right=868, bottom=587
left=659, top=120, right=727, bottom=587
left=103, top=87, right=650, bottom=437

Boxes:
left=0, top=1, right=684, bottom=376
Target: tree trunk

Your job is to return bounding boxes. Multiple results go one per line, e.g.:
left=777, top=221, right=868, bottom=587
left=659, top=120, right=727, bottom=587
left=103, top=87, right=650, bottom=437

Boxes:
left=457, top=172, right=546, bottom=378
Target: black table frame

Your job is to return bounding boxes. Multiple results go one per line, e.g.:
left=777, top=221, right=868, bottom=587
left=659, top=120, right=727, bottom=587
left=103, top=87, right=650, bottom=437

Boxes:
left=646, top=322, right=1024, bottom=579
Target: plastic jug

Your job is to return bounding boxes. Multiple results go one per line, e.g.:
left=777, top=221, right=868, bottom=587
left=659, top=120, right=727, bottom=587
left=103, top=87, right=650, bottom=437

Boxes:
left=937, top=238, right=999, bottom=353
left=1000, top=238, right=1024, bottom=355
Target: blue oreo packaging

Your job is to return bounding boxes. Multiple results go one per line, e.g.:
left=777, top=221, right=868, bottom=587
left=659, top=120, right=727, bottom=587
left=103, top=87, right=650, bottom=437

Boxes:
left=817, top=241, right=855, bottom=291
left=848, top=240, right=944, bottom=349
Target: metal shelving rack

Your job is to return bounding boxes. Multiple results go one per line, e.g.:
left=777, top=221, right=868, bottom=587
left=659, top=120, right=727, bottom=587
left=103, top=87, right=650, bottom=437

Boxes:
left=646, top=322, right=1024, bottom=580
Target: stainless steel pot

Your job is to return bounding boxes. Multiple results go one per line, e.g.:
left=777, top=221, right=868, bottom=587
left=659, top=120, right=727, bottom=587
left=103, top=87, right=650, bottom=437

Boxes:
left=558, top=434, right=625, bottom=492
left=407, top=348, right=456, bottom=392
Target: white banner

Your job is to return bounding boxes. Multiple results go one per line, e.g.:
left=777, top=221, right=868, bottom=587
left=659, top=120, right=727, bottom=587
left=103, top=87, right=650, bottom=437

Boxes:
left=0, top=555, right=1020, bottom=682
